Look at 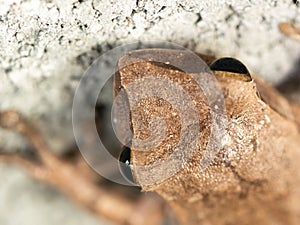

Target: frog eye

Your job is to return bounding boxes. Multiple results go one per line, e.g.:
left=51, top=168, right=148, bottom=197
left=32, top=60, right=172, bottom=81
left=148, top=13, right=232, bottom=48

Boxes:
left=118, top=146, right=135, bottom=183
left=210, top=57, right=249, bottom=74
left=209, top=57, right=252, bottom=82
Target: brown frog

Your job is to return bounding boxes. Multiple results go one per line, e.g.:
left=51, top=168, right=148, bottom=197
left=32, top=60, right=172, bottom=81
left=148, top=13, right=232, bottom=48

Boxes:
left=115, top=33, right=300, bottom=224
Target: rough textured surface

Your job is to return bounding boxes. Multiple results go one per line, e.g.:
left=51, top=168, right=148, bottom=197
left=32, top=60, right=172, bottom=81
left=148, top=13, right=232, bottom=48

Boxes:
left=0, top=0, right=300, bottom=225
left=0, top=0, right=300, bottom=153
left=116, top=49, right=300, bottom=224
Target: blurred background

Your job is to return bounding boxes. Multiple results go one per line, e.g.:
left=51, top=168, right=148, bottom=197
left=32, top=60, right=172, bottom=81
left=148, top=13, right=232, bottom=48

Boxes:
left=0, top=0, right=300, bottom=224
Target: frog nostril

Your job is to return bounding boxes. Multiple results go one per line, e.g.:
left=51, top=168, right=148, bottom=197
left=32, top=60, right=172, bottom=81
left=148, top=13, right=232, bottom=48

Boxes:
left=119, top=145, right=135, bottom=183
left=210, top=57, right=250, bottom=75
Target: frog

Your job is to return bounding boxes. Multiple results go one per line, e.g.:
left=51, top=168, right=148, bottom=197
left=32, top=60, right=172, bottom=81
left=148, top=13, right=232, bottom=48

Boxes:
left=116, top=23, right=300, bottom=225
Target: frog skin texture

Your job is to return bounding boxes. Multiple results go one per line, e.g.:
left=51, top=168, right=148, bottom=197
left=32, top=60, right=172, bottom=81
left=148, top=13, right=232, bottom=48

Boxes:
left=115, top=49, right=300, bottom=225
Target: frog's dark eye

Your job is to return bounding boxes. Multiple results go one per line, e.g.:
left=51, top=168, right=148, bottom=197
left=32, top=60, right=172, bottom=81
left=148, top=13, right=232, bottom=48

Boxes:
left=210, top=57, right=250, bottom=75
left=119, top=146, right=135, bottom=183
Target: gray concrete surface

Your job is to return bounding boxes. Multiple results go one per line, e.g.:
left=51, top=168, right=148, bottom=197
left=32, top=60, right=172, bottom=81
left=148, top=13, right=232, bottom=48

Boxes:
left=0, top=0, right=300, bottom=225
left=0, top=165, right=110, bottom=225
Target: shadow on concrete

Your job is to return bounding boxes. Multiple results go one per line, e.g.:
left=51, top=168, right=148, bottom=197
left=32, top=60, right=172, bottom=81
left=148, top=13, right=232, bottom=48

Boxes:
left=276, top=55, right=300, bottom=102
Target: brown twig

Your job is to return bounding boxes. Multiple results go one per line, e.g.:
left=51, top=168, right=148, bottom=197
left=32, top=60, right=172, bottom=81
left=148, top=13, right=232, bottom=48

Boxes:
left=0, top=153, right=50, bottom=181
left=0, top=110, right=166, bottom=225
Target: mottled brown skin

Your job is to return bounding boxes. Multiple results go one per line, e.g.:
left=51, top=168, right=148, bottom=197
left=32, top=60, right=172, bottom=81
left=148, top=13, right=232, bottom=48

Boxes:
left=115, top=49, right=300, bottom=225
